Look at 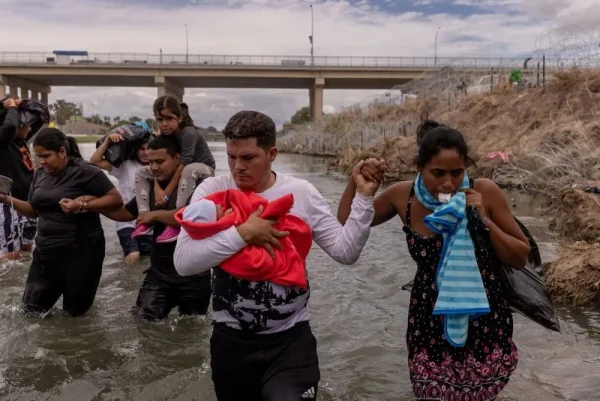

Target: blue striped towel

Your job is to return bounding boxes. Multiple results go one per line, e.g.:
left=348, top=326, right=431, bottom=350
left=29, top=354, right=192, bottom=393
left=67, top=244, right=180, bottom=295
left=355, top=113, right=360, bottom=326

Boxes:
left=413, top=173, right=490, bottom=347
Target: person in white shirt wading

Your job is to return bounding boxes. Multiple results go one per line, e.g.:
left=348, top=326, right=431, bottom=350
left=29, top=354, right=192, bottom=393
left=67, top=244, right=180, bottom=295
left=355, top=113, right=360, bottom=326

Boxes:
left=174, top=110, right=386, bottom=401
left=90, top=132, right=151, bottom=264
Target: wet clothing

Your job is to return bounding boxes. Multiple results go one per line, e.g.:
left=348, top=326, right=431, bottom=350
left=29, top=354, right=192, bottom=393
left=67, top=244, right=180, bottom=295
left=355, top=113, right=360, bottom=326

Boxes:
left=404, top=183, right=518, bottom=401
left=175, top=173, right=374, bottom=334
left=29, top=159, right=114, bottom=251
left=174, top=173, right=374, bottom=401
left=124, top=183, right=211, bottom=320
left=0, top=107, right=35, bottom=201
left=0, top=107, right=36, bottom=257
left=211, top=321, right=320, bottom=401
left=1, top=206, right=36, bottom=254
left=117, top=226, right=152, bottom=257
left=110, top=160, right=152, bottom=255
left=21, top=236, right=105, bottom=317
left=110, top=160, right=145, bottom=231
left=134, top=268, right=211, bottom=320
left=20, top=159, right=115, bottom=316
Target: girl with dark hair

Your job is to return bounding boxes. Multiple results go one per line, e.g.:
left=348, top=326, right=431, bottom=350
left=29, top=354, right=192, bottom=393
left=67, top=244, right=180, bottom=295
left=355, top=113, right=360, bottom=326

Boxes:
left=337, top=122, right=530, bottom=400
left=133, top=95, right=216, bottom=243
left=0, top=128, right=123, bottom=317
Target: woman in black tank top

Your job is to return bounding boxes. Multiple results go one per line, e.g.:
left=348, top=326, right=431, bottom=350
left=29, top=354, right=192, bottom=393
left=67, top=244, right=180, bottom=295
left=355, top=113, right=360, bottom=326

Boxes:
left=337, top=121, right=531, bottom=400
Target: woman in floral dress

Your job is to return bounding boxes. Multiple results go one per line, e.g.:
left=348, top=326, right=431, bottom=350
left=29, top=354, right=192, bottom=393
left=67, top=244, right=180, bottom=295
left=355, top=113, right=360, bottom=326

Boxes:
left=337, top=121, right=530, bottom=400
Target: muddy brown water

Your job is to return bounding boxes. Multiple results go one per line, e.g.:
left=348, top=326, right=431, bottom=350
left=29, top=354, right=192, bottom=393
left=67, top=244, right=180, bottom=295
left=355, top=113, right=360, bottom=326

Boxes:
left=0, top=142, right=599, bottom=401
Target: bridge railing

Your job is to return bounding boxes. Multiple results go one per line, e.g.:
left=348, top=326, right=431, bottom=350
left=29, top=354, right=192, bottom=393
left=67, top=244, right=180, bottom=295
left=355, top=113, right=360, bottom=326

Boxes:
left=0, top=51, right=576, bottom=69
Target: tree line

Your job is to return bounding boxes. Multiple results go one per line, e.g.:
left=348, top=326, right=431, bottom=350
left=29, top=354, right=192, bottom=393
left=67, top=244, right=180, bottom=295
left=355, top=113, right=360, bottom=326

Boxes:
left=49, top=99, right=221, bottom=135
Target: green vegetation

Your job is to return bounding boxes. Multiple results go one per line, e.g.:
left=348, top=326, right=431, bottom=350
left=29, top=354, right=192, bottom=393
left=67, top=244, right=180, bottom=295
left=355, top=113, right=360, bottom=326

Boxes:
left=291, top=106, right=310, bottom=124
left=71, top=134, right=104, bottom=144
left=49, top=98, right=225, bottom=142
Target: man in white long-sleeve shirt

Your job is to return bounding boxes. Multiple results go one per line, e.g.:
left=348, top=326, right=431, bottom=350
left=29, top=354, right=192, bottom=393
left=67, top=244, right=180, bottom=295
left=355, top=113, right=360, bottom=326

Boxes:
left=174, top=110, right=383, bottom=401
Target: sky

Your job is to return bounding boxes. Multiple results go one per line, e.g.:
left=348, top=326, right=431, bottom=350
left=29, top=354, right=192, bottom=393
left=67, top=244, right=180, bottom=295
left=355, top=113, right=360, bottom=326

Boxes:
left=1, top=0, right=598, bottom=128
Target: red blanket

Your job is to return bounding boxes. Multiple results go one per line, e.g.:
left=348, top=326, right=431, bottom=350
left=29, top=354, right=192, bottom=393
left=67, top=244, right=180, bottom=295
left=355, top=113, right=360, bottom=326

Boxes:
left=174, top=189, right=312, bottom=289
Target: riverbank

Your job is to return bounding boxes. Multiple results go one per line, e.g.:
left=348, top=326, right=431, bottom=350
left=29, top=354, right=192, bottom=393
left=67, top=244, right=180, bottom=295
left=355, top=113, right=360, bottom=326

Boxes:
left=279, top=69, right=600, bottom=307
left=280, top=69, right=600, bottom=192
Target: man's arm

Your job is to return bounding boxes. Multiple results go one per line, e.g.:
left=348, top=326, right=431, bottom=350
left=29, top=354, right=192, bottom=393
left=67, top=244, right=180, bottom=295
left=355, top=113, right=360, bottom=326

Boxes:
left=0, top=106, right=18, bottom=145
left=174, top=225, right=247, bottom=276
left=89, top=138, right=113, bottom=172
left=306, top=182, right=375, bottom=265
left=139, top=209, right=179, bottom=227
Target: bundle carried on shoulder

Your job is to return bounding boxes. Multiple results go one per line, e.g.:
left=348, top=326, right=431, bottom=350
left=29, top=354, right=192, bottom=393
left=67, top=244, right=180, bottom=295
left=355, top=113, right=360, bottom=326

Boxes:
left=0, top=97, right=50, bottom=139
left=95, top=121, right=152, bottom=167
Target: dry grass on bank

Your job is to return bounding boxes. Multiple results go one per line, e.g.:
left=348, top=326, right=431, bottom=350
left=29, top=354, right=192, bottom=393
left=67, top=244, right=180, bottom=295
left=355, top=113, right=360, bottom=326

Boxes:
left=545, top=188, right=600, bottom=243
left=280, top=69, right=600, bottom=194
left=545, top=241, right=600, bottom=306
left=279, top=68, right=600, bottom=307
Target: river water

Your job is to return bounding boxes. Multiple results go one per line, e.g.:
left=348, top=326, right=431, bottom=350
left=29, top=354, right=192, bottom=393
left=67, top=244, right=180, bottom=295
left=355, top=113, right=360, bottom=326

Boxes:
left=1, top=142, right=599, bottom=401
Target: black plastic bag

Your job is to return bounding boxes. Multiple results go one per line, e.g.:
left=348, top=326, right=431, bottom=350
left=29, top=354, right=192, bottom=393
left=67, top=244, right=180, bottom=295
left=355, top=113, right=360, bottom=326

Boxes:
left=499, top=218, right=560, bottom=332
left=401, top=216, right=560, bottom=332
left=96, top=121, right=152, bottom=167
left=0, top=97, right=50, bottom=141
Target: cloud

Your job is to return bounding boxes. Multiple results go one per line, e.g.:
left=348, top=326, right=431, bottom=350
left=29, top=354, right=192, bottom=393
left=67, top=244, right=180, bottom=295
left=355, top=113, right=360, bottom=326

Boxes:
left=0, top=0, right=581, bottom=128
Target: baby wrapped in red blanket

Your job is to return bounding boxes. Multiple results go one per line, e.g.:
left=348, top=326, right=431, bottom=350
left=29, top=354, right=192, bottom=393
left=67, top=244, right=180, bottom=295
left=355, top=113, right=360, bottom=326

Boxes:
left=174, top=189, right=312, bottom=289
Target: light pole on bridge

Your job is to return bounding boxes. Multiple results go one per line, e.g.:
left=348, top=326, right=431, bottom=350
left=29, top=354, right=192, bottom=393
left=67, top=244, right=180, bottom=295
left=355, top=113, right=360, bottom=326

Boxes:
left=309, top=4, right=314, bottom=66
left=434, top=26, right=441, bottom=66
left=185, top=24, right=189, bottom=64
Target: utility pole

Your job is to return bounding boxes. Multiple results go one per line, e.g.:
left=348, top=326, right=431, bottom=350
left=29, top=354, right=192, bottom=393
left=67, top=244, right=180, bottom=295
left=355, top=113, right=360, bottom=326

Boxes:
left=434, top=26, right=441, bottom=66
left=309, top=4, right=314, bottom=66
left=185, top=24, right=189, bottom=64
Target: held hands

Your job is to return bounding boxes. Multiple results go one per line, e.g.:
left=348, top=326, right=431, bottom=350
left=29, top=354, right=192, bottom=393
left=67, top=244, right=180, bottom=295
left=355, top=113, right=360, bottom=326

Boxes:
left=136, top=211, right=156, bottom=226
left=236, top=205, right=289, bottom=259
left=154, top=183, right=168, bottom=207
left=353, top=158, right=387, bottom=197
left=60, top=195, right=98, bottom=214
left=59, top=198, right=83, bottom=214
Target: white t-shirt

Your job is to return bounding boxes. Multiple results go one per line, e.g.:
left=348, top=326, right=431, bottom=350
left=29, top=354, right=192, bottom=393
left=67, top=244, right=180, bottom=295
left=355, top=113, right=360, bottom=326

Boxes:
left=174, top=172, right=374, bottom=333
left=110, top=160, right=144, bottom=231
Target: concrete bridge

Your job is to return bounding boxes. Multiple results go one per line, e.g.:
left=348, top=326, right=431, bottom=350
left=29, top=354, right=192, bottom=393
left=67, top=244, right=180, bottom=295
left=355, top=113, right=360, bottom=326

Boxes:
left=0, top=51, right=551, bottom=122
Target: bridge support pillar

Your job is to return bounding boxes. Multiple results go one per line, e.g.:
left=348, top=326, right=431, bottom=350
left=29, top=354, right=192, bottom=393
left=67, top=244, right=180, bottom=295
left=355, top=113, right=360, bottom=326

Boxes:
left=40, top=92, right=49, bottom=106
left=8, top=85, right=18, bottom=98
left=30, top=90, right=40, bottom=102
left=155, top=76, right=184, bottom=102
left=0, top=76, right=6, bottom=98
left=309, top=78, right=324, bottom=123
left=0, top=75, right=50, bottom=101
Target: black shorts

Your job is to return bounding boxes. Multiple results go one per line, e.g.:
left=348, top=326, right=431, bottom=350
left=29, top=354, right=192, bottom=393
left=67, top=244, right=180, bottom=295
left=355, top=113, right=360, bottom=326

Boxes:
left=21, top=235, right=106, bottom=317
left=133, top=269, right=211, bottom=321
left=117, top=227, right=152, bottom=257
left=211, top=321, right=320, bottom=401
